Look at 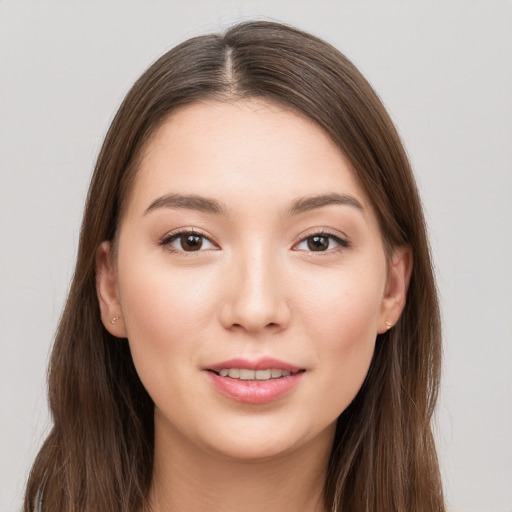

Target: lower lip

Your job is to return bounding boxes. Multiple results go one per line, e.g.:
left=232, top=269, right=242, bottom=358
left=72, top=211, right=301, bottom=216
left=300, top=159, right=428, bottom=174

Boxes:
left=205, top=371, right=304, bottom=405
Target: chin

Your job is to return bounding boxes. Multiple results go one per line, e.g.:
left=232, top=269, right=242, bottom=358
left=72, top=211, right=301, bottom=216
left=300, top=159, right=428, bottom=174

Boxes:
left=202, top=435, right=303, bottom=463
left=194, top=416, right=336, bottom=464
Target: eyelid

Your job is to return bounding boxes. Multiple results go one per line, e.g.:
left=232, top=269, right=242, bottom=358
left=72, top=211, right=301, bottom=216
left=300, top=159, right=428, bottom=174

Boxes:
left=158, top=227, right=350, bottom=254
left=159, top=227, right=219, bottom=253
left=292, top=228, right=351, bottom=253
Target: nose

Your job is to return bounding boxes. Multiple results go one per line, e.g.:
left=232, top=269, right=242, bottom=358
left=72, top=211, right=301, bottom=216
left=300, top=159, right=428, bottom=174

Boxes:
left=219, top=249, right=291, bottom=334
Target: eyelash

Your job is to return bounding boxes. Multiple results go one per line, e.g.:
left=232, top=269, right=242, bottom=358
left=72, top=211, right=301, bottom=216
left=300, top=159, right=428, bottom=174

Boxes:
left=159, top=229, right=351, bottom=254
left=292, top=230, right=351, bottom=254
left=159, top=229, right=218, bottom=254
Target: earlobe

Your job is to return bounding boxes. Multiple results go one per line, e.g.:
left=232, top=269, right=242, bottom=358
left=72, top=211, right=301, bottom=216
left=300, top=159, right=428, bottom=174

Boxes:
left=95, top=241, right=127, bottom=338
left=378, top=246, right=413, bottom=334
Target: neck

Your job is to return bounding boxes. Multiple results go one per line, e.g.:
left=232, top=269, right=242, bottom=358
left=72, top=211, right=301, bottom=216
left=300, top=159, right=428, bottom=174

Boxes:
left=147, top=416, right=333, bottom=512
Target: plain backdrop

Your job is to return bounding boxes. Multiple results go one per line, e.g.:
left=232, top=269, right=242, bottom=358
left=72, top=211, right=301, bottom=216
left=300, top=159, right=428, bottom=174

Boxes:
left=1, top=1, right=511, bottom=511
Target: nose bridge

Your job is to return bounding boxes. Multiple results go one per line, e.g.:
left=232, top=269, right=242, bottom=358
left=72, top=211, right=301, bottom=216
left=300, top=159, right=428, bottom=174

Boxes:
left=221, top=241, right=289, bottom=332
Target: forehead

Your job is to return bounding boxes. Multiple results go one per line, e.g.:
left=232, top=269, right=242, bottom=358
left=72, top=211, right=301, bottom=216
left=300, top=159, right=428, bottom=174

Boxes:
left=125, top=99, right=372, bottom=217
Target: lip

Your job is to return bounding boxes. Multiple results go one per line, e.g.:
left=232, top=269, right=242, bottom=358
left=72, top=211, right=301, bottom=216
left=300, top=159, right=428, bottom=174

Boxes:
left=204, top=357, right=305, bottom=405
left=206, top=357, right=301, bottom=373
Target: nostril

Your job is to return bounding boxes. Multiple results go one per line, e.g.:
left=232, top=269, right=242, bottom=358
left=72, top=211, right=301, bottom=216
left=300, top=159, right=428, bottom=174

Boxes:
left=229, top=321, right=279, bottom=332
left=219, top=296, right=291, bottom=333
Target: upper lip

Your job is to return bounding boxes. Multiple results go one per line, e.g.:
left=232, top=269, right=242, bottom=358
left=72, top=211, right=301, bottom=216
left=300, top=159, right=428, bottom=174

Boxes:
left=206, top=357, right=302, bottom=373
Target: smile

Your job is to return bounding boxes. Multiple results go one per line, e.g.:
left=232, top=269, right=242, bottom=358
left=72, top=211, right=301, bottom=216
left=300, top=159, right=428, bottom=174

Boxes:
left=205, top=358, right=305, bottom=404
left=216, top=368, right=293, bottom=380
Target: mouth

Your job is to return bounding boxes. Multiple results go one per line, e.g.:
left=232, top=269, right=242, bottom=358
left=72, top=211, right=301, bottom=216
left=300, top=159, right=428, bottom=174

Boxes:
left=212, top=368, right=297, bottom=380
left=204, top=358, right=305, bottom=404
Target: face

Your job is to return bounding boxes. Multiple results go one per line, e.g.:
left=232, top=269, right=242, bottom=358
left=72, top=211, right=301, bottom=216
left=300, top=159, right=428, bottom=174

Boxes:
left=97, top=99, right=409, bottom=463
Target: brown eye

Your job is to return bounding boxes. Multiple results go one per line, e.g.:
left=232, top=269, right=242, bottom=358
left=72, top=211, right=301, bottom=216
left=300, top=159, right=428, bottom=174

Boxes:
left=160, top=231, right=217, bottom=253
left=180, top=234, right=203, bottom=251
left=294, top=232, right=350, bottom=253
left=307, top=235, right=329, bottom=251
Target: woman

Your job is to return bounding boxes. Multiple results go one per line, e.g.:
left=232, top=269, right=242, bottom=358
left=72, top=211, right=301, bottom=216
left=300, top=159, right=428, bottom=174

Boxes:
left=24, top=20, right=444, bottom=512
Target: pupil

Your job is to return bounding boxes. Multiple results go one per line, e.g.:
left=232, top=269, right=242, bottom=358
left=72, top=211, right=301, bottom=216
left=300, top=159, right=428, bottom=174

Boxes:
left=182, top=234, right=202, bottom=251
left=308, top=236, right=328, bottom=251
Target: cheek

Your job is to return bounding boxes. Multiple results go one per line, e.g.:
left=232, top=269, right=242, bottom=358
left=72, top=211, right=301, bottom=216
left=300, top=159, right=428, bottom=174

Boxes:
left=299, top=263, right=385, bottom=342
left=115, top=255, right=218, bottom=382
left=296, top=264, right=385, bottom=408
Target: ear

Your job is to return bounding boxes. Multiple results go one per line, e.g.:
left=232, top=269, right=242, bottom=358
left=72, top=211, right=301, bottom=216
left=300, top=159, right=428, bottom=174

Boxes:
left=377, top=246, right=413, bottom=334
left=95, top=241, right=127, bottom=338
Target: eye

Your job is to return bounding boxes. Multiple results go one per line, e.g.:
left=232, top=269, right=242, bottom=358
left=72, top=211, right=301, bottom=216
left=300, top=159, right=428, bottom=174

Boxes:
left=160, top=231, right=218, bottom=253
left=294, top=232, right=350, bottom=252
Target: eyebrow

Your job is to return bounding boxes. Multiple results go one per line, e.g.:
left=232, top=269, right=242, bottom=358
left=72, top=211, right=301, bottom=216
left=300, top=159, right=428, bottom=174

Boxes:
left=287, top=193, right=364, bottom=216
left=144, top=192, right=364, bottom=217
left=145, top=193, right=228, bottom=215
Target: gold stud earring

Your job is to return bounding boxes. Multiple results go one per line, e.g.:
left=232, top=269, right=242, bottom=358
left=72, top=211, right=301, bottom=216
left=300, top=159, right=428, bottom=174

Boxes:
left=111, top=317, right=120, bottom=325
left=384, top=321, right=392, bottom=330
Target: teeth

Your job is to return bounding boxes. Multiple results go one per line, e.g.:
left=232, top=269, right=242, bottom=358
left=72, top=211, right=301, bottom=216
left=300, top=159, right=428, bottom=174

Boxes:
left=239, top=369, right=255, bottom=380
left=271, top=368, right=282, bottom=378
left=217, top=368, right=293, bottom=380
left=255, top=369, right=271, bottom=380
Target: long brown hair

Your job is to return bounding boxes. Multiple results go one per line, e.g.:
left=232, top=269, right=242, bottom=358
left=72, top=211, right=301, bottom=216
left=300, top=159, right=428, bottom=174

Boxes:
left=24, top=20, right=444, bottom=512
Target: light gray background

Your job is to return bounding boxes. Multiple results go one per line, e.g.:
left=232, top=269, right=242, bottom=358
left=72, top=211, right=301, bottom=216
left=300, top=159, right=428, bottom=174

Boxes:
left=1, top=1, right=511, bottom=511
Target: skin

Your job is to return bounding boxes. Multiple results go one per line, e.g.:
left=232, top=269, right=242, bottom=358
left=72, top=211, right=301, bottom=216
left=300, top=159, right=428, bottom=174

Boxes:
left=96, top=99, right=411, bottom=512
